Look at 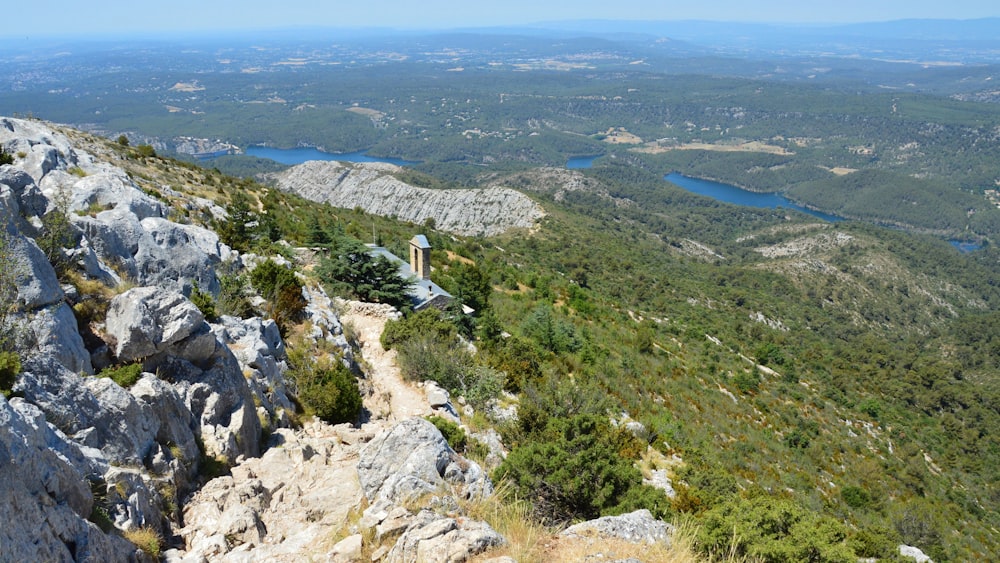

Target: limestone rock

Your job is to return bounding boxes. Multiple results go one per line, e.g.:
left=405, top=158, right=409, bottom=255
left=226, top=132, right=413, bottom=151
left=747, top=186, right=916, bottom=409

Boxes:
left=66, top=171, right=166, bottom=221
left=330, top=533, right=363, bottom=562
left=27, top=302, right=93, bottom=374
left=213, top=315, right=294, bottom=416
left=357, top=418, right=492, bottom=506
left=167, top=348, right=262, bottom=464
left=7, top=229, right=64, bottom=310
left=0, top=117, right=76, bottom=183
left=469, top=428, right=507, bottom=468
left=899, top=544, right=934, bottom=563
left=301, top=282, right=353, bottom=359
left=0, top=166, right=47, bottom=218
left=387, top=510, right=504, bottom=563
left=560, top=509, right=674, bottom=546
left=644, top=469, right=676, bottom=499
left=105, top=287, right=206, bottom=362
left=176, top=421, right=366, bottom=561
left=16, top=357, right=156, bottom=467
left=130, top=374, right=200, bottom=474
left=425, top=381, right=451, bottom=409
left=71, top=209, right=227, bottom=296
left=136, top=217, right=232, bottom=294
left=0, top=396, right=138, bottom=563
left=272, top=160, right=544, bottom=237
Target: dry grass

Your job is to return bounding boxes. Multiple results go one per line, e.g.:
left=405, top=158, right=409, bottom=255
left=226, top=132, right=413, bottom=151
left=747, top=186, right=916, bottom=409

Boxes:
left=123, top=526, right=163, bottom=558
left=461, top=485, right=761, bottom=563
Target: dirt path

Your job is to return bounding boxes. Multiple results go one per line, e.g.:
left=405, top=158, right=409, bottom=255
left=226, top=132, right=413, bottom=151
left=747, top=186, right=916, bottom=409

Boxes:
left=338, top=300, right=431, bottom=422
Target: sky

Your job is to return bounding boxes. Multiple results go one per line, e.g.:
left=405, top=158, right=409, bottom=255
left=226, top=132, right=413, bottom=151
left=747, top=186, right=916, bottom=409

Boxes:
left=6, top=0, right=999, bottom=38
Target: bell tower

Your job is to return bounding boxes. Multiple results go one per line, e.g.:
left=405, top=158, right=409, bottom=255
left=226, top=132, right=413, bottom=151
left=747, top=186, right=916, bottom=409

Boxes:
left=409, top=235, right=431, bottom=280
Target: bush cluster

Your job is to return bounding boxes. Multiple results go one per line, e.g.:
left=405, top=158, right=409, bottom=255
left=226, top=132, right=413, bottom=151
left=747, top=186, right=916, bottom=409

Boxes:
left=250, top=259, right=305, bottom=333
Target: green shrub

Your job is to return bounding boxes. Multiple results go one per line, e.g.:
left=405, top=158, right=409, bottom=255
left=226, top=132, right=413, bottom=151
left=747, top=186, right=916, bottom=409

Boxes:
left=250, top=259, right=305, bottom=332
left=217, top=272, right=256, bottom=318
left=519, top=304, right=581, bottom=354
left=190, top=281, right=217, bottom=322
left=381, top=308, right=457, bottom=350
left=696, top=494, right=856, bottom=563
left=427, top=414, right=467, bottom=452
left=99, top=363, right=143, bottom=388
left=397, top=335, right=470, bottom=388
left=0, top=148, right=13, bottom=166
left=484, top=336, right=543, bottom=393
left=733, top=371, right=761, bottom=393
left=116, top=134, right=129, bottom=147
left=858, top=398, right=882, bottom=420
left=0, top=351, right=21, bottom=398
left=849, top=525, right=898, bottom=559
left=124, top=526, right=162, bottom=558
left=296, top=362, right=362, bottom=425
left=36, top=192, right=77, bottom=278
left=134, top=144, right=156, bottom=158
left=494, top=414, right=649, bottom=522
left=840, top=485, right=872, bottom=509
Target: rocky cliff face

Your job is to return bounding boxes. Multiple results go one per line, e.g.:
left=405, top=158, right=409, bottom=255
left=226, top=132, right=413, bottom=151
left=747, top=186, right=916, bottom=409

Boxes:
left=271, top=160, right=544, bottom=237
left=0, top=117, right=305, bottom=561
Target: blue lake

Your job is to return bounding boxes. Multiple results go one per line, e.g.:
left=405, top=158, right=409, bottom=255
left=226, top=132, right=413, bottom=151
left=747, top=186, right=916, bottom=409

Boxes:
left=566, top=155, right=600, bottom=169
left=664, top=172, right=845, bottom=223
left=950, top=240, right=983, bottom=253
left=245, top=146, right=418, bottom=166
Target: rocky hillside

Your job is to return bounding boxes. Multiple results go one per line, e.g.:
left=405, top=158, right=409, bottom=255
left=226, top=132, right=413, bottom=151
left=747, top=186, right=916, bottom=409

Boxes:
left=270, top=160, right=544, bottom=237
left=0, top=118, right=685, bottom=562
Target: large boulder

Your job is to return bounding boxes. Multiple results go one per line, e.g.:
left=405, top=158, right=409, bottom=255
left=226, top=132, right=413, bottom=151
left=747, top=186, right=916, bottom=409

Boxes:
left=0, top=166, right=47, bottom=218
left=0, top=118, right=76, bottom=184
left=105, top=286, right=209, bottom=363
left=6, top=229, right=64, bottom=310
left=27, top=302, right=93, bottom=375
left=386, top=510, right=504, bottom=563
left=213, top=315, right=294, bottom=416
left=357, top=418, right=492, bottom=506
left=165, top=349, right=262, bottom=464
left=65, top=171, right=166, bottom=221
left=134, top=217, right=231, bottom=294
left=0, top=396, right=138, bottom=563
left=130, top=374, right=201, bottom=472
left=16, top=357, right=155, bottom=466
left=560, top=509, right=675, bottom=546
left=899, top=544, right=934, bottom=563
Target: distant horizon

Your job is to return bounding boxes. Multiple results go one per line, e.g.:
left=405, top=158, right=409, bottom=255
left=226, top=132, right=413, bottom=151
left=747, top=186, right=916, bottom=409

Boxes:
left=2, top=16, right=1000, bottom=44
left=3, top=0, right=998, bottom=40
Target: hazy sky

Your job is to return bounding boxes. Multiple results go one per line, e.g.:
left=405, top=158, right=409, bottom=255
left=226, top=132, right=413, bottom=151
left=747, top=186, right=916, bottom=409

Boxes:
left=7, top=0, right=999, bottom=38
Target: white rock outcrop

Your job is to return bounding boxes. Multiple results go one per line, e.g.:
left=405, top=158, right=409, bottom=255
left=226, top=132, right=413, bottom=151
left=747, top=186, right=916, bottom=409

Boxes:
left=358, top=417, right=492, bottom=506
left=560, top=509, right=675, bottom=546
left=0, top=117, right=290, bottom=554
left=272, top=160, right=544, bottom=236
left=0, top=397, right=139, bottom=562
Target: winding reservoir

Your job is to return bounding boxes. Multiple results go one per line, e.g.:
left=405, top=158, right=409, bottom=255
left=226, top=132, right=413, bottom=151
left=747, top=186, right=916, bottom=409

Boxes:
left=664, top=173, right=845, bottom=222
left=245, top=146, right=418, bottom=166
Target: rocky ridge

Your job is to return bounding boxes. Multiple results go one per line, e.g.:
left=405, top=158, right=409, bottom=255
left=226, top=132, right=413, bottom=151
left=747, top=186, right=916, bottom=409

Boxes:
left=0, top=116, right=316, bottom=561
left=271, top=160, right=544, bottom=237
